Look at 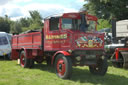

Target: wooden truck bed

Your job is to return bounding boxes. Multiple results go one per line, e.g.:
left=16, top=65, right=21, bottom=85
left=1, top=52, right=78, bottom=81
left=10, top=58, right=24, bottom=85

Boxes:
left=12, top=32, right=42, bottom=50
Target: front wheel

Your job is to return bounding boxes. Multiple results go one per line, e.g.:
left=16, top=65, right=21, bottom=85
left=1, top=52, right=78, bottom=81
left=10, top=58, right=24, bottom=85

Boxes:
left=55, top=54, right=72, bottom=79
left=89, top=57, right=108, bottom=76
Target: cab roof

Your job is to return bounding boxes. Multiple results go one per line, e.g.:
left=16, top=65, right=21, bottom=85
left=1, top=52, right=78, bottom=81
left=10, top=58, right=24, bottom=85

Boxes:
left=44, top=12, right=97, bottom=21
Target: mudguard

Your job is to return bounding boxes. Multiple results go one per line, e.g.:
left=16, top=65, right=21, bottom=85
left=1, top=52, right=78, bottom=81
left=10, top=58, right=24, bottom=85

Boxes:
left=51, top=51, right=71, bottom=65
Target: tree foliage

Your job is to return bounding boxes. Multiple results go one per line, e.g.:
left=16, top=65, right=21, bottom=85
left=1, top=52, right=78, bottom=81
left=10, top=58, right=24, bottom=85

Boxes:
left=0, top=15, right=11, bottom=33
left=0, top=10, right=43, bottom=34
left=10, top=21, right=22, bottom=34
left=84, top=0, right=128, bottom=20
left=97, top=19, right=112, bottom=31
left=22, top=10, right=43, bottom=32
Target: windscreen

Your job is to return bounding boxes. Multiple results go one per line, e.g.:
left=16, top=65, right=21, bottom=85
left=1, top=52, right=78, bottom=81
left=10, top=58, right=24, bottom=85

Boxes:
left=0, top=36, right=8, bottom=45
left=62, top=18, right=96, bottom=32
left=62, top=18, right=81, bottom=30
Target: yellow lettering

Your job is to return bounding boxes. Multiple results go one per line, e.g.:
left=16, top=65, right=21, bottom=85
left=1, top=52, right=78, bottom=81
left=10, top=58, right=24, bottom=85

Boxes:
left=46, top=34, right=67, bottom=40
left=46, top=35, right=49, bottom=39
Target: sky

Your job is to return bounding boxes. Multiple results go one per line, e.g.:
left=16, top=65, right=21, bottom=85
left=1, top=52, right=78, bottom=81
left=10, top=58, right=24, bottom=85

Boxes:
left=0, top=0, right=85, bottom=21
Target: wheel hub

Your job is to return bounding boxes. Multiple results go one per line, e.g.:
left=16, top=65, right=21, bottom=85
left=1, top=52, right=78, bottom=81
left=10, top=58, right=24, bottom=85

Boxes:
left=57, top=59, right=66, bottom=76
left=59, top=64, right=62, bottom=71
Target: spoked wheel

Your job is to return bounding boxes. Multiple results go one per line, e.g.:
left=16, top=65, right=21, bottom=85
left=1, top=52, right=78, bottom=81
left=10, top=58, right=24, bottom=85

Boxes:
left=20, top=51, right=34, bottom=68
left=55, top=54, right=72, bottom=79
left=89, top=57, right=108, bottom=76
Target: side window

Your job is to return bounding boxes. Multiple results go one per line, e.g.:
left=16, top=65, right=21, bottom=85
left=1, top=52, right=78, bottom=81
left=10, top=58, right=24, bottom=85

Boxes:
left=62, top=18, right=72, bottom=30
left=50, top=17, right=59, bottom=31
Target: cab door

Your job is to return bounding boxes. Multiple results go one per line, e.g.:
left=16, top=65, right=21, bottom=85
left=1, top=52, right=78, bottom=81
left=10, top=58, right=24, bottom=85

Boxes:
left=44, top=17, right=60, bottom=51
left=60, top=18, right=73, bottom=50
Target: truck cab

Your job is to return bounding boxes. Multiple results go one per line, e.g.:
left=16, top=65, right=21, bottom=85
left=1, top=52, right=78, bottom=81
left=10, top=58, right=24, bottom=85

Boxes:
left=44, top=12, right=104, bottom=51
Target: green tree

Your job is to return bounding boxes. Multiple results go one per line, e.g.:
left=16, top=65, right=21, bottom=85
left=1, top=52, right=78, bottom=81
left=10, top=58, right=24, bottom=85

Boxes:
left=97, top=19, right=112, bottom=31
left=0, top=15, right=11, bottom=33
left=20, top=18, right=30, bottom=27
left=10, top=21, right=22, bottom=34
left=84, top=0, right=128, bottom=20
left=29, top=10, right=43, bottom=29
left=21, top=10, right=43, bottom=32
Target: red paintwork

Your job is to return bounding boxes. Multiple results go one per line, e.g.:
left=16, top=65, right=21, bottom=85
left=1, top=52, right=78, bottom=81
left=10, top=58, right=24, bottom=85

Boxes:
left=51, top=51, right=70, bottom=65
left=12, top=32, right=42, bottom=49
left=11, top=49, right=19, bottom=60
left=11, top=32, right=42, bottom=59
left=11, top=12, right=104, bottom=66
left=44, top=31, right=104, bottom=51
left=115, top=48, right=119, bottom=60
left=115, top=48, right=128, bottom=60
left=62, top=13, right=97, bottom=21
left=86, top=14, right=97, bottom=21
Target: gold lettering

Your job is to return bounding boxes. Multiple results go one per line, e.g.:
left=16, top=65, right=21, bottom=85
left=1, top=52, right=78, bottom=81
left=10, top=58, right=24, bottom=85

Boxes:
left=46, top=34, right=67, bottom=40
left=46, top=35, right=49, bottom=39
left=56, top=35, right=60, bottom=39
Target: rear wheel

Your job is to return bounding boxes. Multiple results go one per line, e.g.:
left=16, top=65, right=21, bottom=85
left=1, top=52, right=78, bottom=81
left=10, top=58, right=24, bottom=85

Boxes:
left=55, top=54, right=72, bottom=79
left=89, top=57, right=108, bottom=76
left=112, top=53, right=123, bottom=68
left=20, top=51, right=34, bottom=68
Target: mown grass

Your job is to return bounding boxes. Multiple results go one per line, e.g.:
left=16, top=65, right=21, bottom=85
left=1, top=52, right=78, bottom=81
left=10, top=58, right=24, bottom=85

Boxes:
left=0, top=58, right=128, bottom=85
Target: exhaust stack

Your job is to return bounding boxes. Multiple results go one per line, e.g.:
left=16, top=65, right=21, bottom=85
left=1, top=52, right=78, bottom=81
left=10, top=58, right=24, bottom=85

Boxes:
left=112, top=19, right=116, bottom=43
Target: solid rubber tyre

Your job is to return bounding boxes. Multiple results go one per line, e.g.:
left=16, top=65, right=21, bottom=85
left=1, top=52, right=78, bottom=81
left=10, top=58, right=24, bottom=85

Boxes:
left=20, top=51, right=30, bottom=68
left=55, top=54, right=72, bottom=79
left=89, top=57, right=108, bottom=76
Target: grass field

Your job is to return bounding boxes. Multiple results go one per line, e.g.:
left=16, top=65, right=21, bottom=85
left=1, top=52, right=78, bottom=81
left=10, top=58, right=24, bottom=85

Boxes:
left=0, top=59, right=128, bottom=85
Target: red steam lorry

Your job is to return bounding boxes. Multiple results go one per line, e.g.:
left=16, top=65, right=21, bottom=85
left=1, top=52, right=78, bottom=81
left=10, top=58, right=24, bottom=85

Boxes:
left=11, top=12, right=108, bottom=79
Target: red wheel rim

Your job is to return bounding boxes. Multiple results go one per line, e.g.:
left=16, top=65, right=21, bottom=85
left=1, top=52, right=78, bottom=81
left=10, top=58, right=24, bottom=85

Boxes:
left=56, top=59, right=66, bottom=76
left=20, top=54, right=25, bottom=67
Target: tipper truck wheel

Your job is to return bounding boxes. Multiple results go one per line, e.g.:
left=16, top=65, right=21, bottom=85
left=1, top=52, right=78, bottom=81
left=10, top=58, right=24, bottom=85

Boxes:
left=55, top=54, right=72, bottom=79
left=20, top=51, right=34, bottom=68
left=89, top=57, right=108, bottom=76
